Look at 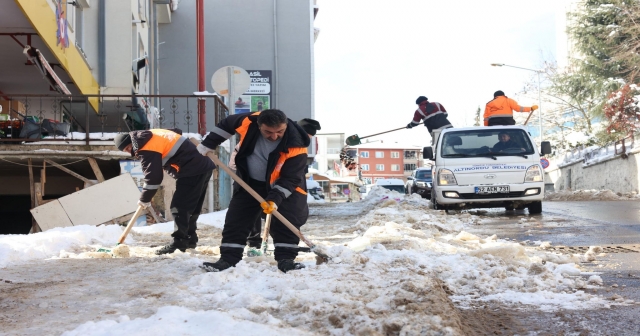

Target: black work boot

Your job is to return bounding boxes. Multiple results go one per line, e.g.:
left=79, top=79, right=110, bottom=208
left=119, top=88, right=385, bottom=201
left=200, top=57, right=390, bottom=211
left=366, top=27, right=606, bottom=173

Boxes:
left=201, top=259, right=234, bottom=272
left=277, top=259, right=305, bottom=273
left=155, top=244, right=186, bottom=255
left=187, top=241, right=197, bottom=249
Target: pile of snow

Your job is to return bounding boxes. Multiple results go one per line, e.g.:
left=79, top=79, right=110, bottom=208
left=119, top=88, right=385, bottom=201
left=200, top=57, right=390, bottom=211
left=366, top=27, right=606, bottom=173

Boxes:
left=546, top=189, right=640, bottom=201
left=0, top=185, right=626, bottom=335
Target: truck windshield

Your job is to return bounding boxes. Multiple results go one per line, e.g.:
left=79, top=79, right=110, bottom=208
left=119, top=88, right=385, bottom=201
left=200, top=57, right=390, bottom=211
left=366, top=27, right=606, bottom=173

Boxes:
left=440, top=129, right=535, bottom=158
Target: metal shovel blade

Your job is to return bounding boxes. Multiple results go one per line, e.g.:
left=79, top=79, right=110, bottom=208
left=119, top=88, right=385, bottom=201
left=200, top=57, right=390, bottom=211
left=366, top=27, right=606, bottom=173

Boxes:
left=345, top=134, right=361, bottom=146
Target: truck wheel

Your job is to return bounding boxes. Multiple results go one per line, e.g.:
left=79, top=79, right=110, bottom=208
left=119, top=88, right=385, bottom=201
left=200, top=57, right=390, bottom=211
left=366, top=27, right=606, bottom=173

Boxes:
left=528, top=201, right=542, bottom=215
left=431, top=190, right=440, bottom=210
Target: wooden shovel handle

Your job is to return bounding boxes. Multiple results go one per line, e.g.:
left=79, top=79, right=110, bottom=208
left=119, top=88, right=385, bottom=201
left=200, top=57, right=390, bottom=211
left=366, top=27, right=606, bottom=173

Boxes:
left=523, top=110, right=535, bottom=125
left=118, top=205, right=145, bottom=244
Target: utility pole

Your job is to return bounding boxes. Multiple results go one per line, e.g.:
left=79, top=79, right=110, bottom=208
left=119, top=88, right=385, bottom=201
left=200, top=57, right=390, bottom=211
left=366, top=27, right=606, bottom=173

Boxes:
left=196, top=0, right=206, bottom=135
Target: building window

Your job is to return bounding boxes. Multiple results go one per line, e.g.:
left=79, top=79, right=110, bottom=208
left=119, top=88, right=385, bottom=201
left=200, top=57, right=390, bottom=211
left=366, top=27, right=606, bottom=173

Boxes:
left=404, top=163, right=417, bottom=171
left=391, top=164, right=400, bottom=171
left=405, top=151, right=417, bottom=159
left=362, top=177, right=372, bottom=185
left=360, top=151, right=369, bottom=158
left=391, top=151, right=399, bottom=158
left=376, top=164, right=384, bottom=171
left=360, top=164, right=370, bottom=171
left=375, top=151, right=384, bottom=158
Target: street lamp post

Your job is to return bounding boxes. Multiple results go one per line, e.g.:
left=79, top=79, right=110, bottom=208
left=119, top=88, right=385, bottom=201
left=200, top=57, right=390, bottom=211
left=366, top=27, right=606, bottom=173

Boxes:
left=490, top=63, right=543, bottom=144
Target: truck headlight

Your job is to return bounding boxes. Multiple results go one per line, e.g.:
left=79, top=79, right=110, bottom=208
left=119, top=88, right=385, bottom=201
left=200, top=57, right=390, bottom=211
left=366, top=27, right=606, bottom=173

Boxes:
left=524, top=165, right=543, bottom=182
left=416, top=182, right=426, bottom=187
left=438, top=168, right=457, bottom=186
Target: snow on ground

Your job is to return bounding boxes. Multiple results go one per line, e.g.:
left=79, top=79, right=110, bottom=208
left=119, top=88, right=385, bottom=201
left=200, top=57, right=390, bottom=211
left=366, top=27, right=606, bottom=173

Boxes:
left=0, top=187, right=625, bottom=335
left=545, top=189, right=640, bottom=201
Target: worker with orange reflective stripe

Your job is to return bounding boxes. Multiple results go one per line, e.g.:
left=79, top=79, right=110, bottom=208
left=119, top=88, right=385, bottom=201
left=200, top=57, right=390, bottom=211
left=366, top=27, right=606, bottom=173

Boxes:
left=197, top=109, right=311, bottom=273
left=484, top=90, right=538, bottom=126
left=114, top=128, right=215, bottom=255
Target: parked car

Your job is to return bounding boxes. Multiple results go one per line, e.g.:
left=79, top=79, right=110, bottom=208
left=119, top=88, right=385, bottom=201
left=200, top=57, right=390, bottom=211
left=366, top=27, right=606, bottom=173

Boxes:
left=375, top=178, right=405, bottom=194
left=405, top=167, right=433, bottom=199
left=423, top=126, right=551, bottom=214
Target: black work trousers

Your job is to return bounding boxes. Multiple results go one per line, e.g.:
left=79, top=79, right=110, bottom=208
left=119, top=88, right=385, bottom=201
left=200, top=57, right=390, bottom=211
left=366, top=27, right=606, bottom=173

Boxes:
left=220, top=178, right=307, bottom=264
left=488, top=117, right=516, bottom=126
left=246, top=214, right=264, bottom=248
left=170, top=170, right=213, bottom=248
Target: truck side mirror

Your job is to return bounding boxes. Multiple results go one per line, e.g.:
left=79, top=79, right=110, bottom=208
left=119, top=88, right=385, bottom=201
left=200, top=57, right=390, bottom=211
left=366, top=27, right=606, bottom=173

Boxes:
left=407, top=176, right=413, bottom=180
left=423, top=147, right=433, bottom=160
left=541, top=141, right=551, bottom=155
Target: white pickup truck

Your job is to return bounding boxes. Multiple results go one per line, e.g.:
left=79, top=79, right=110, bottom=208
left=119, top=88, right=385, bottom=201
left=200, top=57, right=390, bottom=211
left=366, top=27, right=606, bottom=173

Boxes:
left=423, top=126, right=551, bottom=214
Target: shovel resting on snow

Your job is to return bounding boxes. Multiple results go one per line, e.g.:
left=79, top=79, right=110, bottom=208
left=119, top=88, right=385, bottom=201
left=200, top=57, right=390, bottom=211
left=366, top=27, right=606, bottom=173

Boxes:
left=190, top=138, right=330, bottom=263
left=97, top=205, right=146, bottom=253
left=345, top=122, right=423, bottom=146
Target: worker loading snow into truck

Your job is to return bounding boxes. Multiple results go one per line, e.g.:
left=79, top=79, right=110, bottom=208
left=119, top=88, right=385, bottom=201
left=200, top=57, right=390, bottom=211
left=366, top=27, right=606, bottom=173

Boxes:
left=484, top=90, right=538, bottom=126
left=406, top=96, right=453, bottom=145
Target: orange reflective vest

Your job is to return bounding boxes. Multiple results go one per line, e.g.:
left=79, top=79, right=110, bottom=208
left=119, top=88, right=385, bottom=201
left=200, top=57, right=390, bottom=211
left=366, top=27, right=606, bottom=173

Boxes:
left=139, top=129, right=186, bottom=170
left=484, top=96, right=531, bottom=125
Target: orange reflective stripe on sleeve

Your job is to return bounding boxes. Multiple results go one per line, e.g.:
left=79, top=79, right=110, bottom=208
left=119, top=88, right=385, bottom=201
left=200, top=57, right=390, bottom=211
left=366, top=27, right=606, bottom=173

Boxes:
left=269, top=147, right=308, bottom=185
left=170, top=163, right=180, bottom=172
left=295, top=187, right=307, bottom=195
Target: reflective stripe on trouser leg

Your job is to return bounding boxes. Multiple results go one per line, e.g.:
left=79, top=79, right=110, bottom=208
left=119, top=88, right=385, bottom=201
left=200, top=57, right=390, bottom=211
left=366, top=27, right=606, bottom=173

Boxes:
left=220, top=178, right=267, bottom=264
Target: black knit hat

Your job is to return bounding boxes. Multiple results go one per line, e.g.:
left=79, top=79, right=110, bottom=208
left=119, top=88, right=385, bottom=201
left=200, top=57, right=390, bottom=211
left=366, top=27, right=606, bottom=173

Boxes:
left=415, top=96, right=428, bottom=104
left=494, top=90, right=505, bottom=98
left=114, top=133, right=132, bottom=151
left=297, top=118, right=321, bottom=136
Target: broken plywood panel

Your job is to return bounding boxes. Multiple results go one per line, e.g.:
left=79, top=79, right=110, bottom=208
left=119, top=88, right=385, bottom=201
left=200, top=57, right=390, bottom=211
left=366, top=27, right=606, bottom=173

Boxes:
left=58, top=173, right=140, bottom=226
left=30, top=200, right=73, bottom=231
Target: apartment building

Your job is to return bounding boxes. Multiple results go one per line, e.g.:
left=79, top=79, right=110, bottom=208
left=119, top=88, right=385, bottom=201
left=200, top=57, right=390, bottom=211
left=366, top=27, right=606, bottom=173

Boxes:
left=349, top=142, right=422, bottom=185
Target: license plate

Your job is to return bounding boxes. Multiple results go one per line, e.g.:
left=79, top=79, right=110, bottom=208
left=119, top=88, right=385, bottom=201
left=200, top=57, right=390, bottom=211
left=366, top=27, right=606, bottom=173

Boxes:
left=475, top=186, right=509, bottom=194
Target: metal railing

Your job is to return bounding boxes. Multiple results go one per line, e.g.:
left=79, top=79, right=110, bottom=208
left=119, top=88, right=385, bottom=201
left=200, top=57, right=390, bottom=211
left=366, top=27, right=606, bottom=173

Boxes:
left=0, top=94, right=229, bottom=145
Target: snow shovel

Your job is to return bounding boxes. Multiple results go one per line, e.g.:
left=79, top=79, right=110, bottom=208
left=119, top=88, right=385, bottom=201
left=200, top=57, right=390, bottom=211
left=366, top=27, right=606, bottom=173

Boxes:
left=345, top=122, right=423, bottom=146
left=190, top=138, right=331, bottom=263
left=97, top=205, right=145, bottom=253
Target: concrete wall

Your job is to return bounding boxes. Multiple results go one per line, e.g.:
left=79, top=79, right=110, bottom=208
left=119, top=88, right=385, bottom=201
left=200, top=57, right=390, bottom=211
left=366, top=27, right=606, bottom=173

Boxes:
left=545, top=152, right=640, bottom=193
left=158, top=0, right=315, bottom=129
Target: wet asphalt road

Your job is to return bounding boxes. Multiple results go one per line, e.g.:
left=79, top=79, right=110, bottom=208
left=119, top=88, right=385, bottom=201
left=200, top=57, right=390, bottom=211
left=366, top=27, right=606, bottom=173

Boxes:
left=465, top=200, right=640, bottom=335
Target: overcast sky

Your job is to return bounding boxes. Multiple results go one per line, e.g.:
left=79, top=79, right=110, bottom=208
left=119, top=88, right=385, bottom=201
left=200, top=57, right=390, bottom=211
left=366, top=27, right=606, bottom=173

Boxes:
left=313, top=0, right=564, bottom=146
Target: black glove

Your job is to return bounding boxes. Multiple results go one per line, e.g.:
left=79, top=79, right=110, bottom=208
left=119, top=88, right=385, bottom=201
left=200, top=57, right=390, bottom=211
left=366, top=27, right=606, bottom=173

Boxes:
left=406, top=123, right=415, bottom=129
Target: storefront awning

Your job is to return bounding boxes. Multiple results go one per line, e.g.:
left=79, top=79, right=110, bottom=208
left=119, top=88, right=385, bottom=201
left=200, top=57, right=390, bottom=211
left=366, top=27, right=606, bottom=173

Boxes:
left=23, top=45, right=71, bottom=95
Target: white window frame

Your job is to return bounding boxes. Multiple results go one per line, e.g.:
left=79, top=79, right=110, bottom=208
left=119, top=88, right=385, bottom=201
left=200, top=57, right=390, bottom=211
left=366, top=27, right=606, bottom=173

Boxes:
left=375, top=151, right=384, bottom=158
left=391, top=151, right=399, bottom=158
left=360, top=151, right=369, bottom=158
left=376, top=164, right=384, bottom=171
left=391, top=164, right=400, bottom=171
left=360, top=164, right=370, bottom=171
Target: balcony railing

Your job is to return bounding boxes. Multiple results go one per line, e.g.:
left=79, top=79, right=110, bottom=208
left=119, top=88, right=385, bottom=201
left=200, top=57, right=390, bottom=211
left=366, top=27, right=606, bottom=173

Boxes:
left=0, top=94, right=229, bottom=145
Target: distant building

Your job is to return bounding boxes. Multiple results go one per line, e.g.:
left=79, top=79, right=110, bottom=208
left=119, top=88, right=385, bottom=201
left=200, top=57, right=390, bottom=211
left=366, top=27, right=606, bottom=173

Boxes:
left=348, top=142, right=423, bottom=185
